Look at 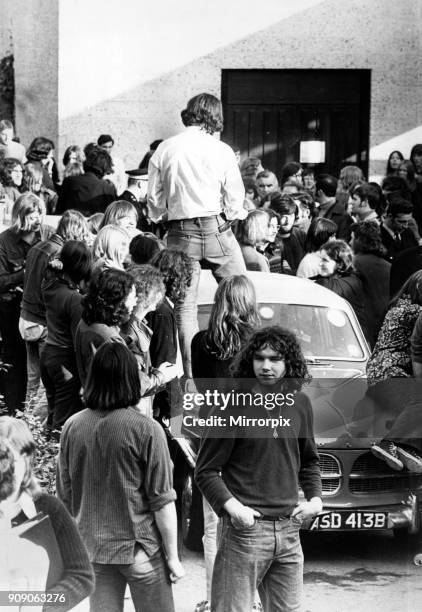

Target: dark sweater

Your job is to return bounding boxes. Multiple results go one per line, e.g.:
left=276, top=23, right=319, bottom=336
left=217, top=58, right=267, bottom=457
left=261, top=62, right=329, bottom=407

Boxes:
left=147, top=298, right=181, bottom=419
left=42, top=274, right=83, bottom=348
left=278, top=227, right=306, bottom=274
left=322, top=200, right=354, bottom=242
left=12, top=493, right=94, bottom=612
left=389, top=246, right=422, bottom=297
left=191, top=330, right=235, bottom=418
left=191, top=330, right=233, bottom=384
left=56, top=172, right=116, bottom=216
left=0, top=228, right=41, bottom=298
left=353, top=253, right=391, bottom=348
left=314, top=271, right=369, bottom=340
left=195, top=390, right=321, bottom=517
left=22, top=234, right=65, bottom=325
left=74, top=320, right=123, bottom=386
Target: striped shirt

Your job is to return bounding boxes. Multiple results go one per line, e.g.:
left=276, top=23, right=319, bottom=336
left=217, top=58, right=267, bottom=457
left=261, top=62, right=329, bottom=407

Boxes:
left=57, top=407, right=176, bottom=564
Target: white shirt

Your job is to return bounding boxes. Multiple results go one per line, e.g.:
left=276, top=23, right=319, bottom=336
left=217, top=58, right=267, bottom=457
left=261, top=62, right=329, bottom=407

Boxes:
left=147, top=126, right=247, bottom=222
left=296, top=252, right=322, bottom=278
left=104, top=154, right=127, bottom=196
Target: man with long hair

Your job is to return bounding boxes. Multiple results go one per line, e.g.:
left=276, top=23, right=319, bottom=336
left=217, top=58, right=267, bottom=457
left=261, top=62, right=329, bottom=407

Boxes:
left=195, top=326, right=322, bottom=612
left=0, top=193, right=44, bottom=413
left=147, top=93, right=247, bottom=378
left=20, top=210, right=91, bottom=403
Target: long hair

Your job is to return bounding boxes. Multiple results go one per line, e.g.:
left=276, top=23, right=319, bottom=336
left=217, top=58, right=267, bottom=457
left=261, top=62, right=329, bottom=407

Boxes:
left=24, top=162, right=43, bottom=192
left=206, top=275, right=260, bottom=360
left=81, top=268, right=134, bottom=326
left=126, top=264, right=165, bottom=312
left=11, top=193, right=43, bottom=233
left=63, top=162, right=83, bottom=179
left=321, top=239, right=354, bottom=274
left=351, top=221, right=386, bottom=257
left=56, top=209, right=91, bottom=242
left=0, top=157, right=24, bottom=188
left=240, top=157, right=263, bottom=179
left=232, top=326, right=310, bottom=390
left=399, top=160, right=416, bottom=191
left=280, top=162, right=302, bottom=186
left=26, top=137, right=54, bottom=162
left=84, top=342, right=141, bottom=411
left=0, top=416, right=39, bottom=498
left=83, top=147, right=113, bottom=178
left=60, top=240, right=92, bottom=285
left=304, top=217, right=337, bottom=253
left=385, top=150, right=404, bottom=176
left=236, top=210, right=269, bottom=247
left=339, top=165, right=365, bottom=192
left=0, top=438, right=16, bottom=501
left=62, top=145, right=84, bottom=167
left=93, top=225, right=129, bottom=270
left=389, top=270, right=422, bottom=309
left=181, top=93, right=223, bottom=135
left=410, top=144, right=422, bottom=174
left=149, top=249, right=193, bottom=302
left=99, top=200, right=138, bottom=230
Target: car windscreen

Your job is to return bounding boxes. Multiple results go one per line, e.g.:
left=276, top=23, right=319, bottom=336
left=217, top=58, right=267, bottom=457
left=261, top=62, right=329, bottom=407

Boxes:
left=198, top=302, right=364, bottom=361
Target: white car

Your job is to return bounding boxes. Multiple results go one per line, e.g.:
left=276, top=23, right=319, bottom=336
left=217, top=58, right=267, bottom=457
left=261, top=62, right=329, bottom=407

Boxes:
left=172, top=271, right=421, bottom=548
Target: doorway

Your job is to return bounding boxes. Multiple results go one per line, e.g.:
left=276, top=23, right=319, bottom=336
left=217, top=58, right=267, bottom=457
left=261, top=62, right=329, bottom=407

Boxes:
left=221, top=69, right=370, bottom=178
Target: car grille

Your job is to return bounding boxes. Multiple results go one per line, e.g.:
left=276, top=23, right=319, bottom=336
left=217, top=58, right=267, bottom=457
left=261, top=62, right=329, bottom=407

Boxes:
left=318, top=453, right=341, bottom=495
left=350, top=452, right=422, bottom=494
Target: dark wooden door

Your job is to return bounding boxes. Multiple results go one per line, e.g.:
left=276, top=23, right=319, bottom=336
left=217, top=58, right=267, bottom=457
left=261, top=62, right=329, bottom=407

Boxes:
left=221, top=69, right=370, bottom=178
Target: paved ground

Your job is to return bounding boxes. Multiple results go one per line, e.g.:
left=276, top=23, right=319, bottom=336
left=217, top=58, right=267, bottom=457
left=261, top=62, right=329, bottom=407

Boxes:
left=29, top=393, right=422, bottom=611
left=107, top=531, right=422, bottom=612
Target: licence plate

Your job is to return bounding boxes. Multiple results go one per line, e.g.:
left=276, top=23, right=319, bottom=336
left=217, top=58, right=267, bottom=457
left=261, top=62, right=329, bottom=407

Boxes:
left=309, top=511, right=387, bottom=530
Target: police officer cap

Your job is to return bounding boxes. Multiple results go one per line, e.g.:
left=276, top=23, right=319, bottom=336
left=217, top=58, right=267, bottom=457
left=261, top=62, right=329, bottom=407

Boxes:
left=125, top=168, right=148, bottom=179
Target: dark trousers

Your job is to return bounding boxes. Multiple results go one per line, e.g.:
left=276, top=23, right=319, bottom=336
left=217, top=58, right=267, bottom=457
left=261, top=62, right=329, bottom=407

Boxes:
left=40, top=344, right=83, bottom=431
left=0, top=297, right=27, bottom=414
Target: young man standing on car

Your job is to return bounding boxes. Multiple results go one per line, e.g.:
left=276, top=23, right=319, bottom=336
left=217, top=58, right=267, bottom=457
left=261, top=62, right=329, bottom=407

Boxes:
left=147, top=93, right=247, bottom=378
left=195, top=326, right=322, bottom=612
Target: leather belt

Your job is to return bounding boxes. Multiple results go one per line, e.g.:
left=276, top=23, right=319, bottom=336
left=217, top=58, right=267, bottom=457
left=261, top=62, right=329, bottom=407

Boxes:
left=256, top=515, right=290, bottom=521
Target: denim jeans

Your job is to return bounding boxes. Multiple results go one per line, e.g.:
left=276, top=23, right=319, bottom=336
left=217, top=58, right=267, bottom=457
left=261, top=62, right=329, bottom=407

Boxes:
left=202, top=496, right=218, bottom=601
left=211, top=515, right=303, bottom=612
left=167, top=215, right=246, bottom=377
left=91, top=547, right=174, bottom=612
left=25, top=331, right=47, bottom=401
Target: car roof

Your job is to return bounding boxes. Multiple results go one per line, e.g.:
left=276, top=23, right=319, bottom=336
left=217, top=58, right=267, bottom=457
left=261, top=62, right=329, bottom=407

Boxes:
left=197, top=270, right=353, bottom=311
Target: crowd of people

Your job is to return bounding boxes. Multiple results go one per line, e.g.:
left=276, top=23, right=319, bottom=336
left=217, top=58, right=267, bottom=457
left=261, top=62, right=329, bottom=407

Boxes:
left=1, top=94, right=422, bottom=611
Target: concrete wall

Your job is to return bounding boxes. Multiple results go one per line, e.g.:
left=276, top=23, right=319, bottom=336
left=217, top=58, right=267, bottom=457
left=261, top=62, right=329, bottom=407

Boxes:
left=57, top=0, right=422, bottom=178
left=0, top=0, right=59, bottom=151
left=2, top=0, right=419, bottom=177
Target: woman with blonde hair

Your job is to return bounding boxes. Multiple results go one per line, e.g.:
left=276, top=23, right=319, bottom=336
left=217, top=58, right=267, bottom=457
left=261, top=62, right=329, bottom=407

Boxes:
left=0, top=193, right=54, bottom=414
left=92, top=224, right=130, bottom=271
left=236, top=209, right=270, bottom=272
left=99, top=199, right=140, bottom=239
left=191, top=274, right=260, bottom=612
left=0, top=416, right=94, bottom=608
